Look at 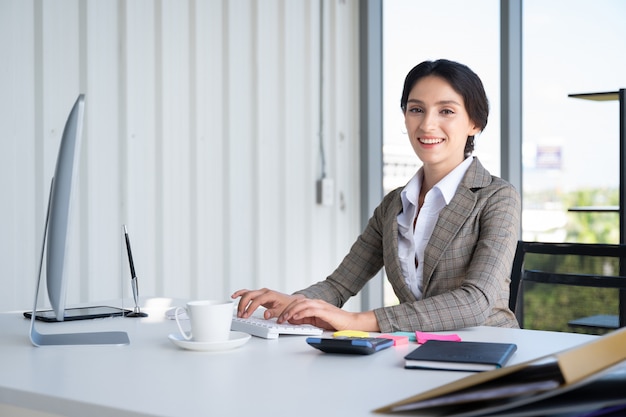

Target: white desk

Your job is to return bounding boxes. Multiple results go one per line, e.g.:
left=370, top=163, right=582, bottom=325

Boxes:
left=0, top=299, right=597, bottom=417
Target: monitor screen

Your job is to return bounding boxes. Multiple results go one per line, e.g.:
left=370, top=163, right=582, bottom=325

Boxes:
left=46, top=94, right=85, bottom=321
left=27, top=94, right=130, bottom=345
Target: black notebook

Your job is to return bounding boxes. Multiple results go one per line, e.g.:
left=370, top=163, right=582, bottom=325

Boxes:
left=404, top=340, right=517, bottom=372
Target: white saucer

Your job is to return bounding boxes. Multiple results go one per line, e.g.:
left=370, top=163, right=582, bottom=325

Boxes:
left=168, top=331, right=251, bottom=352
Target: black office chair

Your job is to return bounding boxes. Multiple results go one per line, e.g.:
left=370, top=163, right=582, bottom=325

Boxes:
left=509, top=241, right=626, bottom=334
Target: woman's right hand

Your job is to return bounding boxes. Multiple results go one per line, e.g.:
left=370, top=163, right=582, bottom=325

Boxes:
left=231, top=288, right=304, bottom=320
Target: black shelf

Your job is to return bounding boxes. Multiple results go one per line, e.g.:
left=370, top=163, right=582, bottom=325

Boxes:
left=568, top=91, right=619, bottom=101
left=569, top=89, right=626, bottom=329
left=567, top=206, right=619, bottom=213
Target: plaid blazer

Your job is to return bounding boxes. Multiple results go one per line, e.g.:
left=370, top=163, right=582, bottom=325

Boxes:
left=296, top=157, right=521, bottom=333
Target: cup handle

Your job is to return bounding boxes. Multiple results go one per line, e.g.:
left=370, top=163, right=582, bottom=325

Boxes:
left=175, top=307, right=193, bottom=340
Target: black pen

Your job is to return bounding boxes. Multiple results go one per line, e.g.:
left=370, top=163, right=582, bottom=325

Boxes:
left=123, top=224, right=146, bottom=317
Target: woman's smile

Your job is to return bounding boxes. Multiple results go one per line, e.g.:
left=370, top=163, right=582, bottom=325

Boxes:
left=418, top=136, right=444, bottom=145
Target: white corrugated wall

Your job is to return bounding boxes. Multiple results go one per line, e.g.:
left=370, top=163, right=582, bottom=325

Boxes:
left=0, top=0, right=362, bottom=312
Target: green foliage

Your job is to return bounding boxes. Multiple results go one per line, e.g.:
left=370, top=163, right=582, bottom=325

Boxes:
left=521, top=188, right=621, bottom=335
left=564, top=188, right=620, bottom=244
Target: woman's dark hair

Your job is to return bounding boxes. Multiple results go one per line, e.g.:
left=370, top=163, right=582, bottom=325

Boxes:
left=400, top=59, right=489, bottom=157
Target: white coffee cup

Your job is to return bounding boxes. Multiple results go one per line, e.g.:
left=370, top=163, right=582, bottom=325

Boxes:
left=175, top=300, right=234, bottom=343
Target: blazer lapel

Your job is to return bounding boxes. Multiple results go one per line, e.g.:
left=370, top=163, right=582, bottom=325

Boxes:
left=421, top=158, right=492, bottom=289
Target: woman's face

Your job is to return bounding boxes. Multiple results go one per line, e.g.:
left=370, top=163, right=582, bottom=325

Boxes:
left=404, top=75, right=480, bottom=173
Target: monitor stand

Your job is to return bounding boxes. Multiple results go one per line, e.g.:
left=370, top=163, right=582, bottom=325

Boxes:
left=28, top=181, right=129, bottom=347
left=30, top=324, right=129, bottom=346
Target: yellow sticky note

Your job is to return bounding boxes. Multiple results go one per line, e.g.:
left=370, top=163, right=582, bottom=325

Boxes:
left=333, top=330, right=370, bottom=338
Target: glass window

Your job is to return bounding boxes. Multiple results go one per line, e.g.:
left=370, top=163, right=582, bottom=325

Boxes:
left=521, top=0, right=626, bottom=334
left=522, top=0, right=626, bottom=244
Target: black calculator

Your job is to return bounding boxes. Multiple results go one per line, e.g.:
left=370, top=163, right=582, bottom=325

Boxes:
left=306, top=337, right=393, bottom=355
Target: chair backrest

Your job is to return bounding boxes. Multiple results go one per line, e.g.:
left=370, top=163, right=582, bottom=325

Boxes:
left=509, top=241, right=626, bottom=333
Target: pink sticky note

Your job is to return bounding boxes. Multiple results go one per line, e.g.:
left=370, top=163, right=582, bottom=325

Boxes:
left=378, top=334, right=409, bottom=346
left=414, top=331, right=461, bottom=344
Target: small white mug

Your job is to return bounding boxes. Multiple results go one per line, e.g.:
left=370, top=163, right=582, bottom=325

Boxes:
left=175, top=300, right=234, bottom=343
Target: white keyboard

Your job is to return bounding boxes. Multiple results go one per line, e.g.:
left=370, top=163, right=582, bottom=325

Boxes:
left=231, top=314, right=323, bottom=339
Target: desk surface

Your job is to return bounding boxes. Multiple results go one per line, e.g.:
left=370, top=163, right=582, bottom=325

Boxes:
left=1, top=299, right=597, bottom=417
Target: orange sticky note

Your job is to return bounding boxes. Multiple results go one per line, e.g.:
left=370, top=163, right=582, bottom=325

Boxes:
left=378, top=334, right=409, bottom=346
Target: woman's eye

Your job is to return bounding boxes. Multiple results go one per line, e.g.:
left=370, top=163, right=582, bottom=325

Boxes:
left=441, top=109, right=454, bottom=115
left=408, top=107, right=423, bottom=113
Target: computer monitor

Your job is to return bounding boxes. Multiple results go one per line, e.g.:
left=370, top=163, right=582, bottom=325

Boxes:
left=46, top=93, right=85, bottom=321
left=28, top=94, right=129, bottom=346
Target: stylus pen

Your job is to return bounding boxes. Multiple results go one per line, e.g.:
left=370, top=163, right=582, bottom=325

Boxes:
left=123, top=225, right=140, bottom=312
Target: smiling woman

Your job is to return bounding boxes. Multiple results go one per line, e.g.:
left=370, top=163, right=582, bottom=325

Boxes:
left=233, top=59, right=521, bottom=334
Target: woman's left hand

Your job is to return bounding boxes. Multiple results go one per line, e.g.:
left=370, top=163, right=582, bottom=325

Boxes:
left=277, top=298, right=379, bottom=332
